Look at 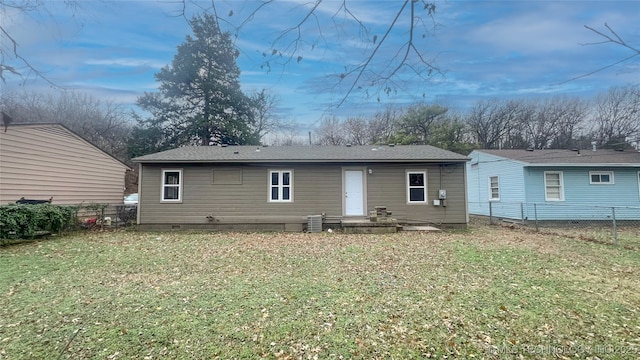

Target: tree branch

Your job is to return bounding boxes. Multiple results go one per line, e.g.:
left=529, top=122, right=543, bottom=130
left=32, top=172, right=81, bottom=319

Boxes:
left=181, top=1, right=440, bottom=108
left=559, top=23, right=640, bottom=84
left=337, top=0, right=410, bottom=107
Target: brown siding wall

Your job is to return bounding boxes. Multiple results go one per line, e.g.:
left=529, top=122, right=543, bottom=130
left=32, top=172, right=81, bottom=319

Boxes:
left=139, top=162, right=467, bottom=226
left=367, top=164, right=467, bottom=225
left=0, top=125, right=129, bottom=205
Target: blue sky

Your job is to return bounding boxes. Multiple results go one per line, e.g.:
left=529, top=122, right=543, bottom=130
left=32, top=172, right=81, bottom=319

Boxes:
left=3, top=0, right=639, bottom=131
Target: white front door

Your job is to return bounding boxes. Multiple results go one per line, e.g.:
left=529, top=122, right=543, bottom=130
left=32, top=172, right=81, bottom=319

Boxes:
left=344, top=170, right=364, bottom=216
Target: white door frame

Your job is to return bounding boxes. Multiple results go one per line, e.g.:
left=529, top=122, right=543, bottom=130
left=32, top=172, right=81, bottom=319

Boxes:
left=342, top=167, right=367, bottom=217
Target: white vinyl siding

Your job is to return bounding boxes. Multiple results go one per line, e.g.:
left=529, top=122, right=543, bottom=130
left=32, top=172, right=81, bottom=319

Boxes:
left=544, top=171, right=564, bottom=201
left=589, top=171, right=614, bottom=184
left=406, top=170, right=427, bottom=204
left=489, top=176, right=500, bottom=201
left=161, top=169, right=182, bottom=202
left=269, top=170, right=293, bottom=202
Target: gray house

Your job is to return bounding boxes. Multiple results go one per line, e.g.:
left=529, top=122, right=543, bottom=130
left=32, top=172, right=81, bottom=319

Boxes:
left=132, top=145, right=470, bottom=231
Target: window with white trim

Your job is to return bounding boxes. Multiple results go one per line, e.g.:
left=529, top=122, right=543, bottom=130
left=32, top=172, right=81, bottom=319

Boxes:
left=407, top=171, right=427, bottom=203
left=544, top=171, right=563, bottom=201
left=162, top=169, right=182, bottom=202
left=489, top=176, right=500, bottom=201
left=269, top=170, right=293, bottom=202
left=589, top=171, right=614, bottom=184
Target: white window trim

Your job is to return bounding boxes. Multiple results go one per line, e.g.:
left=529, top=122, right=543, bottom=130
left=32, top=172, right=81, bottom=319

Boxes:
left=544, top=171, right=564, bottom=202
left=161, top=169, right=183, bottom=203
left=489, top=175, right=500, bottom=201
left=589, top=171, right=614, bottom=185
left=268, top=169, right=293, bottom=203
left=406, top=170, right=427, bottom=204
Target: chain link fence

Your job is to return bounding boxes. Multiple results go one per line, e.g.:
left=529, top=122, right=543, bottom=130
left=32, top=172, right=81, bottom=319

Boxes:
left=78, top=204, right=137, bottom=230
left=469, top=202, right=640, bottom=248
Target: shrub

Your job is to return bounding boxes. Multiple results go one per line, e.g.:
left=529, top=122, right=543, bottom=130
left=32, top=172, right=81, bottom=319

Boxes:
left=0, top=204, right=78, bottom=239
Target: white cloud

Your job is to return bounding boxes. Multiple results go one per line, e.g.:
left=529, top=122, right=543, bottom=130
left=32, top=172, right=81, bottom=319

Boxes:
left=4, top=0, right=638, bottom=128
left=84, top=58, right=166, bottom=69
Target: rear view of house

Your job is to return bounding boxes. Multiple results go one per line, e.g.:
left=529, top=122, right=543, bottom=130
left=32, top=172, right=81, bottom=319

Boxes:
left=133, top=145, right=469, bottom=231
left=0, top=123, right=130, bottom=205
left=467, top=149, right=640, bottom=221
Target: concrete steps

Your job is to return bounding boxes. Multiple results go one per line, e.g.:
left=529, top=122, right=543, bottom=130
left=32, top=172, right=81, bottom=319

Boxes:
left=340, top=219, right=441, bottom=234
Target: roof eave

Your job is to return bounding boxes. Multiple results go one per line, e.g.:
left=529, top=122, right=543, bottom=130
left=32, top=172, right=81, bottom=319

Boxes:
left=472, top=151, right=530, bottom=165
left=133, top=158, right=470, bottom=164
left=525, top=163, right=640, bottom=167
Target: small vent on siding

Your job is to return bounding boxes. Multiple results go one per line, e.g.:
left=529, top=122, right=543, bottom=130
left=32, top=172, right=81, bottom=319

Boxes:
left=307, top=215, right=323, bottom=233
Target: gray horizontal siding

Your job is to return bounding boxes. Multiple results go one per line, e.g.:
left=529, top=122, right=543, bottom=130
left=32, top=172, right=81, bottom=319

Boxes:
left=139, top=162, right=468, bottom=226
left=140, top=164, right=343, bottom=224
left=367, top=164, right=467, bottom=224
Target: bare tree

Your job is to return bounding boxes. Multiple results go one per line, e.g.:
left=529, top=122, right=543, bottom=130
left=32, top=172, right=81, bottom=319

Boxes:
left=513, top=97, right=587, bottom=150
left=465, top=99, right=521, bottom=149
left=267, top=125, right=308, bottom=146
left=0, top=90, right=132, bottom=161
left=498, top=100, right=530, bottom=149
left=544, top=97, right=588, bottom=149
left=368, top=105, right=402, bottom=144
left=342, top=116, right=369, bottom=145
left=249, top=89, right=285, bottom=143
left=588, top=85, right=640, bottom=148
left=315, top=116, right=346, bottom=145
left=314, top=107, right=402, bottom=146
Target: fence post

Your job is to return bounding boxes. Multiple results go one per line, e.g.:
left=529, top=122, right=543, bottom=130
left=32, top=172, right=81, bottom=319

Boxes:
left=534, top=203, right=539, bottom=232
left=489, top=201, right=493, bottom=225
left=612, top=207, right=618, bottom=245
left=100, top=206, right=105, bottom=231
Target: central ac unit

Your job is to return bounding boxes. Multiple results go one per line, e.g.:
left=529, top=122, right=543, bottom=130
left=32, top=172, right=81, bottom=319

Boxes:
left=307, top=215, right=323, bottom=233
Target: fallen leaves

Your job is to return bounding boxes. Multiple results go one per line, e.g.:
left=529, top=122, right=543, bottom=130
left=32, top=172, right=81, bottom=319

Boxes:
left=0, top=228, right=638, bottom=358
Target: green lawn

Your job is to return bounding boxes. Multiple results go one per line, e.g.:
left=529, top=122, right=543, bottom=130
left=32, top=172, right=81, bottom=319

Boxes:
left=1, top=227, right=639, bottom=359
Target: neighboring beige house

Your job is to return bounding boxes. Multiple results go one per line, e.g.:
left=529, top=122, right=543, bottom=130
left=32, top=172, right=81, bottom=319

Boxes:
left=0, top=123, right=130, bottom=205
left=132, top=145, right=470, bottom=231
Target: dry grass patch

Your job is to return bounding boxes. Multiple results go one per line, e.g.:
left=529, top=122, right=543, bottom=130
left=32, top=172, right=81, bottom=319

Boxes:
left=1, top=227, right=638, bottom=359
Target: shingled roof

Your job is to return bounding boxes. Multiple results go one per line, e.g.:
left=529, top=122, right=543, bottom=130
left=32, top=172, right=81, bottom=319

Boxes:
left=475, top=149, right=640, bottom=166
left=133, top=145, right=469, bottom=163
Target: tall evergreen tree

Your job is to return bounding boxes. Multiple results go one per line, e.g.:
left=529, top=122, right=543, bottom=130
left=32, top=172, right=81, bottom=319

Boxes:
left=135, top=14, right=258, bottom=152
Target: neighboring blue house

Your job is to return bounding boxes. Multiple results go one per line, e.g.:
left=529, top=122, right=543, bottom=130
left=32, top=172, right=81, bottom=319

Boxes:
left=467, top=149, right=640, bottom=221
